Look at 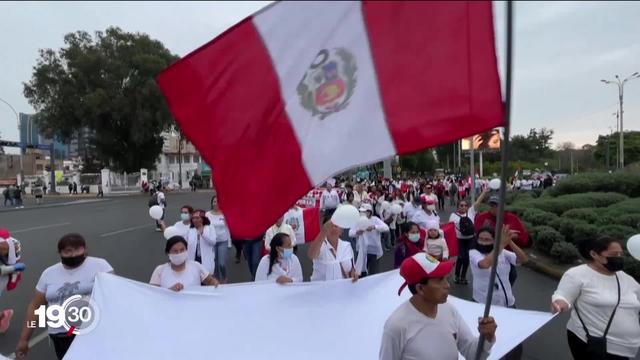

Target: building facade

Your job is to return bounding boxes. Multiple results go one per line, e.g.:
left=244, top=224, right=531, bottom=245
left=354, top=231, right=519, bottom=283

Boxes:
left=154, top=131, right=209, bottom=189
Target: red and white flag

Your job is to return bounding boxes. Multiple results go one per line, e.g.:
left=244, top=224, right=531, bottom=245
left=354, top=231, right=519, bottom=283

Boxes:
left=157, top=1, right=503, bottom=238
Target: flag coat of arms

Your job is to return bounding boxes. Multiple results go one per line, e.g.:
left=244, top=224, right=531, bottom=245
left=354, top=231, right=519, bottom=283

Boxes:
left=157, top=1, right=503, bottom=238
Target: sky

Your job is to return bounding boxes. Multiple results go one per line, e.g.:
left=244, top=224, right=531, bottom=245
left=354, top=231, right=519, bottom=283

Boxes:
left=1, top=1, right=639, bottom=154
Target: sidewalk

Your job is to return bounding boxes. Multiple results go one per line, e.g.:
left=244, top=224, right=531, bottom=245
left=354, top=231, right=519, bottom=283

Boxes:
left=0, top=192, right=140, bottom=213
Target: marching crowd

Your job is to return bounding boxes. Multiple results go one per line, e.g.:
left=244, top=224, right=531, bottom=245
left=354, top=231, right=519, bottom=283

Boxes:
left=1, top=173, right=638, bottom=360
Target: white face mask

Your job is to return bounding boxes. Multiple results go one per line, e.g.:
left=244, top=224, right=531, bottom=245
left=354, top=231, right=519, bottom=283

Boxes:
left=427, top=205, right=436, bottom=212
left=169, top=251, right=188, bottom=266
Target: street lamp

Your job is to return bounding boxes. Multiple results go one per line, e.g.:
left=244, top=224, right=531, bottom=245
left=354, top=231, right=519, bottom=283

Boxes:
left=0, top=97, right=24, bottom=182
left=601, top=72, right=640, bottom=171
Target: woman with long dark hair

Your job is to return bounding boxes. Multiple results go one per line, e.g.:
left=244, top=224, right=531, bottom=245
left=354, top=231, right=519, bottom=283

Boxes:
left=255, top=233, right=303, bottom=283
left=186, top=210, right=217, bottom=276
left=206, top=195, right=230, bottom=283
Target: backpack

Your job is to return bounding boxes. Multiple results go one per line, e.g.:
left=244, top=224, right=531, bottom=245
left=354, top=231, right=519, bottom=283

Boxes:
left=148, top=193, right=159, bottom=208
left=457, top=214, right=475, bottom=237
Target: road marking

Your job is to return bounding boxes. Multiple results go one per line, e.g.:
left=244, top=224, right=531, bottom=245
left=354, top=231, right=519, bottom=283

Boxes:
left=5, top=330, right=49, bottom=359
left=10, top=222, right=71, bottom=234
left=100, top=224, right=153, bottom=237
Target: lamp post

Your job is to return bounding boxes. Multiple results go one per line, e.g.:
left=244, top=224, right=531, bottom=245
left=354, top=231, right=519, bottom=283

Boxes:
left=601, top=72, right=640, bottom=171
left=0, top=97, right=24, bottom=182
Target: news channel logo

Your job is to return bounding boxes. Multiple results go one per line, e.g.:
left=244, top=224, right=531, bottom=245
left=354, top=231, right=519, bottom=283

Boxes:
left=29, top=295, right=100, bottom=335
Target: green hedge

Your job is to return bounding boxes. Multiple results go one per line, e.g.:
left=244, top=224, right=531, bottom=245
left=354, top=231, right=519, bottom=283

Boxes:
left=624, top=256, right=640, bottom=282
left=522, top=208, right=559, bottom=226
left=515, top=192, right=628, bottom=215
left=562, top=208, right=599, bottom=224
left=550, top=242, right=580, bottom=264
left=534, top=228, right=564, bottom=254
left=550, top=218, right=587, bottom=243
left=548, top=173, right=640, bottom=197
left=571, top=223, right=600, bottom=243
left=606, top=198, right=640, bottom=214
left=597, top=225, right=636, bottom=242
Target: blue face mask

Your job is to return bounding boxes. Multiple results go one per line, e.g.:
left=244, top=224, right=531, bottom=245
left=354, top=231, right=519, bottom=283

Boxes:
left=408, top=233, right=420, bottom=243
left=282, top=248, right=294, bottom=259
left=180, top=213, right=190, bottom=222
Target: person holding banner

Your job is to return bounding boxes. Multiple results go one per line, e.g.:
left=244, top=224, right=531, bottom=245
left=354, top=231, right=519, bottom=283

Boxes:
left=380, top=253, right=497, bottom=360
left=308, top=214, right=358, bottom=283
left=150, top=236, right=219, bottom=291
left=551, top=236, right=640, bottom=360
left=255, top=233, right=303, bottom=283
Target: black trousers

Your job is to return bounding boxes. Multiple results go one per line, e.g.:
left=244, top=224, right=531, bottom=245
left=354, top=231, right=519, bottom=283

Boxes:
left=567, top=330, right=629, bottom=360
left=50, top=333, right=76, bottom=360
left=455, top=237, right=472, bottom=279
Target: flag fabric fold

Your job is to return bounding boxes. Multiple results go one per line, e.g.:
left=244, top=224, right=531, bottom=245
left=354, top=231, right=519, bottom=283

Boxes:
left=157, top=1, right=503, bottom=238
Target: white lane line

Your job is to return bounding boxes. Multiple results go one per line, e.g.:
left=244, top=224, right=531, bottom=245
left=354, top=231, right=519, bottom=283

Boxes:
left=10, top=222, right=71, bottom=234
left=100, top=224, right=153, bottom=237
left=5, top=330, right=50, bottom=359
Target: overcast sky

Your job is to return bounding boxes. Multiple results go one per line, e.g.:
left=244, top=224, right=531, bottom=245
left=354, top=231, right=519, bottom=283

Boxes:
left=1, top=1, right=639, bottom=154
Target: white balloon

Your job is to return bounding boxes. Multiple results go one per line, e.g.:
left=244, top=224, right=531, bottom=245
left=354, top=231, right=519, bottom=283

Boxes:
left=357, top=216, right=372, bottom=231
left=627, top=234, right=640, bottom=261
left=489, top=178, right=501, bottom=190
left=390, top=203, right=403, bottom=215
left=163, top=226, right=180, bottom=240
left=381, top=201, right=391, bottom=211
left=149, top=205, right=163, bottom=220
left=330, top=204, right=360, bottom=229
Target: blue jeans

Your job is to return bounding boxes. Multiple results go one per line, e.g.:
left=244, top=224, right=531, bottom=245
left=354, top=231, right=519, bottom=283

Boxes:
left=214, top=241, right=229, bottom=280
left=243, top=238, right=263, bottom=280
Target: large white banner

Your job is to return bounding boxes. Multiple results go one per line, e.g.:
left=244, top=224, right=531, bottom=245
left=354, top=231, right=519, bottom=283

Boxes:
left=65, top=271, right=554, bottom=360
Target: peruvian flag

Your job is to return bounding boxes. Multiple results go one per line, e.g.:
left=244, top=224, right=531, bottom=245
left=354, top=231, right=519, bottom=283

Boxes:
left=157, top=1, right=503, bottom=238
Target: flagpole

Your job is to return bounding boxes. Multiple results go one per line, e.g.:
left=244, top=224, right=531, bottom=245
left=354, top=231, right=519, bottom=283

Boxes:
left=475, top=1, right=513, bottom=359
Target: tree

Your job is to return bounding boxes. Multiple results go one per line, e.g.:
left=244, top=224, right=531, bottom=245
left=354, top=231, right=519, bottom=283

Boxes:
left=399, top=149, right=436, bottom=174
left=509, top=128, right=555, bottom=162
left=24, top=27, right=179, bottom=172
left=594, top=131, right=640, bottom=167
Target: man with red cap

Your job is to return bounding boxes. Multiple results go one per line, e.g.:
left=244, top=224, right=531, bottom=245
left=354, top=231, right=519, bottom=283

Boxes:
left=380, top=253, right=497, bottom=360
left=0, top=228, right=22, bottom=333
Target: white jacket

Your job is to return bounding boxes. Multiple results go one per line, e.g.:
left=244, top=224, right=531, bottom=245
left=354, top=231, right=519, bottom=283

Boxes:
left=187, top=226, right=217, bottom=274
left=349, top=216, right=389, bottom=274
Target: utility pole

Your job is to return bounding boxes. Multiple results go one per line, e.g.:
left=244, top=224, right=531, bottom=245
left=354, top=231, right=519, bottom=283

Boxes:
left=602, top=72, right=639, bottom=171
left=177, top=132, right=183, bottom=190
left=0, top=97, right=23, bottom=183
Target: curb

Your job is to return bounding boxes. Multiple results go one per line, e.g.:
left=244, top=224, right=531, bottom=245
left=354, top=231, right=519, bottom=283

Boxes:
left=0, top=198, right=113, bottom=213
left=523, top=256, right=565, bottom=280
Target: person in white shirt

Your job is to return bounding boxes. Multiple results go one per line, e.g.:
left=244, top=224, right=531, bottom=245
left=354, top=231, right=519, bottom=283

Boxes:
left=422, top=184, right=438, bottom=204
left=206, top=195, right=231, bottom=283
left=264, top=216, right=297, bottom=251
left=403, top=197, right=421, bottom=221
left=320, top=182, right=341, bottom=224
left=449, top=188, right=489, bottom=285
left=284, top=205, right=305, bottom=250
left=15, top=233, right=114, bottom=360
left=349, top=204, right=389, bottom=276
left=256, top=233, right=303, bottom=283
left=411, top=197, right=440, bottom=230
left=380, top=253, right=497, bottom=360
left=164, top=205, right=193, bottom=239
left=307, top=213, right=359, bottom=282
left=186, top=210, right=217, bottom=275
left=552, top=236, right=640, bottom=360
left=150, top=236, right=219, bottom=291
left=154, top=189, right=167, bottom=232
left=353, top=183, right=370, bottom=208
left=424, top=220, right=449, bottom=261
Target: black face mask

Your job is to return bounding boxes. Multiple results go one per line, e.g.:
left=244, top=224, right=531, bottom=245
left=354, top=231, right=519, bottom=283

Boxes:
left=61, top=254, right=86, bottom=268
left=603, top=256, right=624, bottom=272
left=476, top=244, right=494, bottom=254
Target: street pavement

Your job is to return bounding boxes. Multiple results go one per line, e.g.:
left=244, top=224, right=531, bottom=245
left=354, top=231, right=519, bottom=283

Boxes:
left=0, top=191, right=636, bottom=359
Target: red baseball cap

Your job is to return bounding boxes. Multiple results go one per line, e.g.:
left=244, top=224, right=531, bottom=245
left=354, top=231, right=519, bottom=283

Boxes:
left=0, top=228, right=9, bottom=240
left=398, top=253, right=454, bottom=295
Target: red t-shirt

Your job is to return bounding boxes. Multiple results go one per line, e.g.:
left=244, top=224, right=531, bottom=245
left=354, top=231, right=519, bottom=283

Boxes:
left=473, top=211, right=530, bottom=248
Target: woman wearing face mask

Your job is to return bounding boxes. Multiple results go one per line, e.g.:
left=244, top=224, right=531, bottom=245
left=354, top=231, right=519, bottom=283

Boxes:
left=393, top=222, right=424, bottom=269
left=187, top=210, right=217, bottom=276
left=206, top=196, right=231, bottom=283
left=172, top=205, right=194, bottom=238
left=15, top=233, right=113, bottom=360
left=150, top=236, right=219, bottom=291
left=255, top=233, right=303, bottom=283
left=469, top=226, right=528, bottom=360
left=552, top=236, right=640, bottom=360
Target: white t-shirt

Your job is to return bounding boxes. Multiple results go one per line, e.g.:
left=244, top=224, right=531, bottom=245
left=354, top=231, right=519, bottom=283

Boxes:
left=284, top=207, right=305, bottom=244
left=149, top=260, right=210, bottom=290
left=552, top=265, right=640, bottom=358
left=35, top=257, right=113, bottom=334
left=320, top=189, right=340, bottom=210
left=255, top=255, right=303, bottom=283
left=469, top=249, right=517, bottom=307
left=380, top=300, right=493, bottom=360
left=264, top=223, right=297, bottom=250
left=172, top=221, right=192, bottom=239
left=411, top=209, right=440, bottom=230
left=310, top=239, right=355, bottom=282
left=403, top=203, right=420, bottom=222
left=206, top=212, right=231, bottom=243
left=448, top=207, right=477, bottom=240
left=156, top=191, right=166, bottom=209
